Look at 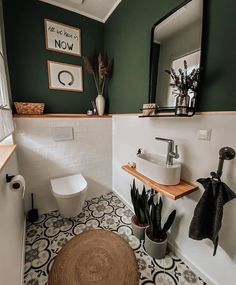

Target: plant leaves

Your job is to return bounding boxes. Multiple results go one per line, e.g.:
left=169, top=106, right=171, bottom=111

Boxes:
left=160, top=209, right=176, bottom=237
left=130, top=179, right=148, bottom=225
left=165, top=60, right=201, bottom=94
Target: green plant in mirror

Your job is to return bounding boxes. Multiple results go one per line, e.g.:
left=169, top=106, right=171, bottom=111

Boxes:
left=165, top=60, right=200, bottom=115
left=165, top=60, right=200, bottom=97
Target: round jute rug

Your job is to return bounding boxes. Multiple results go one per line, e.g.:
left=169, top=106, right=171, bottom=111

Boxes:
left=48, top=229, right=139, bottom=285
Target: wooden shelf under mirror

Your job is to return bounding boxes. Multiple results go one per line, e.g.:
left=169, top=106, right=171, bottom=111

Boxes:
left=122, top=165, right=198, bottom=200
left=139, top=107, right=195, bottom=118
left=139, top=114, right=195, bottom=118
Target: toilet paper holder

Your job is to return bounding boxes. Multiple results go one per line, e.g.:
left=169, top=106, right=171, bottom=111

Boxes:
left=6, top=174, right=15, bottom=183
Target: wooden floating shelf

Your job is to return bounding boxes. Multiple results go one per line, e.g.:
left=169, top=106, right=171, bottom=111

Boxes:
left=0, top=145, right=17, bottom=172
left=122, top=165, right=198, bottom=200
left=13, top=114, right=112, bottom=118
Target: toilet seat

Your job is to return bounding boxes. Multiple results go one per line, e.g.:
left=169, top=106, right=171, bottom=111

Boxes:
left=51, top=174, right=87, bottom=199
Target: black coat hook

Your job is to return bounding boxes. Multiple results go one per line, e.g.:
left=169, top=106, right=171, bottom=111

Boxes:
left=6, top=174, right=15, bottom=183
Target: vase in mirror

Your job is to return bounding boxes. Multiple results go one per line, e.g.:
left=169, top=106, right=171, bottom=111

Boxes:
left=175, top=94, right=190, bottom=116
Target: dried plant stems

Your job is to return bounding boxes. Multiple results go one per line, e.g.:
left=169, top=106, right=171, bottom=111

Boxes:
left=165, top=60, right=200, bottom=96
left=93, top=73, right=99, bottom=94
left=83, top=51, right=113, bottom=95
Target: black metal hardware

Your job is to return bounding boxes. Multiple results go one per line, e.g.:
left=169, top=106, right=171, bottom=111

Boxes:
left=139, top=107, right=195, bottom=118
left=6, top=174, right=15, bottom=183
left=210, top=147, right=236, bottom=181
left=137, top=148, right=142, bottom=155
left=27, top=193, right=39, bottom=223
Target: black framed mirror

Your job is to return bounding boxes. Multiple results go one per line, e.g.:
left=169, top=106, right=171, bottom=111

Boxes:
left=147, top=0, right=207, bottom=117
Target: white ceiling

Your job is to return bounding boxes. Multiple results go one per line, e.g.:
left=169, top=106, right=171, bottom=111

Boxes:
left=154, top=0, right=202, bottom=42
left=39, top=0, right=122, bottom=23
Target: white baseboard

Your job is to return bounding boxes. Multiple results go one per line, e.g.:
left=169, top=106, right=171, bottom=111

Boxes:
left=168, top=241, right=215, bottom=285
left=112, top=188, right=134, bottom=212
left=21, top=216, right=26, bottom=285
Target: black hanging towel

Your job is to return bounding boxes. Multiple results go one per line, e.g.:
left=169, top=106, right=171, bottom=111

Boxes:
left=189, top=178, right=236, bottom=255
left=189, top=146, right=236, bottom=255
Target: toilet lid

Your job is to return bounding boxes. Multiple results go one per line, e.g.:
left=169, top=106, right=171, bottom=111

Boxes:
left=51, top=174, right=87, bottom=198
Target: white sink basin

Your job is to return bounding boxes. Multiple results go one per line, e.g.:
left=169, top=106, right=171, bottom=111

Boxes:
left=136, top=153, right=181, bottom=185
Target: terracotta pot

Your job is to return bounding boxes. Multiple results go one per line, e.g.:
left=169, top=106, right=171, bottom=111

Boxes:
left=131, top=215, right=148, bottom=240
left=144, top=226, right=167, bottom=259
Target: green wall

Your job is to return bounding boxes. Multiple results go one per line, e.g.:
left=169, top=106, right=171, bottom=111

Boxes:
left=3, top=0, right=104, bottom=113
left=105, top=0, right=236, bottom=113
left=3, top=0, right=236, bottom=113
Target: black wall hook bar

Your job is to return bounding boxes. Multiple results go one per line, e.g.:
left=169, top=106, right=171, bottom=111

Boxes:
left=6, top=174, right=15, bottom=183
left=210, top=147, right=235, bottom=181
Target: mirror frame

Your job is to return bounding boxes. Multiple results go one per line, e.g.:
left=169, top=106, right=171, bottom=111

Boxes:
left=148, top=0, right=208, bottom=116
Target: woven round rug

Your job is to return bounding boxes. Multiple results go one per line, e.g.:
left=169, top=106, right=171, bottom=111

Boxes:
left=48, top=229, right=139, bottom=285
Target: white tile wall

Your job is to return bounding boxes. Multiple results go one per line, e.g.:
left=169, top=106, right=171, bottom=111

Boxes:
left=14, top=118, right=112, bottom=214
left=112, top=114, right=236, bottom=285
left=0, top=153, right=24, bottom=285
left=13, top=114, right=236, bottom=285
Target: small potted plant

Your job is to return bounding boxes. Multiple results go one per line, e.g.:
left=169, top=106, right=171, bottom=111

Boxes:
left=165, top=60, right=200, bottom=116
left=83, top=51, right=113, bottom=115
left=130, top=179, right=149, bottom=240
left=144, top=193, right=176, bottom=259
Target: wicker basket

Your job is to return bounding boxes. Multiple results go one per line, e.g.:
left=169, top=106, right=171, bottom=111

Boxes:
left=14, top=102, right=45, bottom=115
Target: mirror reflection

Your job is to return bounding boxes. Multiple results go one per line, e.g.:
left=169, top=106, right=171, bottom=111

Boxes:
left=149, top=0, right=203, bottom=110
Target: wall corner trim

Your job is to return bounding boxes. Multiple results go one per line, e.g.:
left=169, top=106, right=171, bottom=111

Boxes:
left=112, top=188, right=133, bottom=211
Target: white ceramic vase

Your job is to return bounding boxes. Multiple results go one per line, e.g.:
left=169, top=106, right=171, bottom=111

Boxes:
left=96, top=94, right=105, bottom=115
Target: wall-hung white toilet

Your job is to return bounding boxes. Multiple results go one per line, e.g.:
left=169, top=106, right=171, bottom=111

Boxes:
left=50, top=173, right=87, bottom=218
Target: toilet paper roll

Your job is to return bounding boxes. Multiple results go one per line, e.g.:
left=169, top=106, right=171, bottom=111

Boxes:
left=9, top=175, right=25, bottom=197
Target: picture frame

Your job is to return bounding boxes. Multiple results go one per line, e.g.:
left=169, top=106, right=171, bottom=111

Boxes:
left=47, top=60, right=83, bottom=92
left=45, top=19, right=81, bottom=56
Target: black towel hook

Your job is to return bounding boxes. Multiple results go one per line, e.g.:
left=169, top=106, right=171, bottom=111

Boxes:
left=210, top=146, right=235, bottom=181
left=6, top=174, right=15, bottom=183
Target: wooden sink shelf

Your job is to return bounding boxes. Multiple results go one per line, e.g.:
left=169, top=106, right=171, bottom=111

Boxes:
left=122, top=165, right=198, bottom=200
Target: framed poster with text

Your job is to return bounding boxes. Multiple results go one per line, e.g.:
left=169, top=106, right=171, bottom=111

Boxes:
left=45, top=19, right=81, bottom=56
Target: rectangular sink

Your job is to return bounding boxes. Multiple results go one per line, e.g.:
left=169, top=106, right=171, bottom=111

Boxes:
left=136, top=153, right=181, bottom=185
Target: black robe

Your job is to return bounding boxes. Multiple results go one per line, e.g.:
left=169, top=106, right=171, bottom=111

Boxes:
left=189, top=177, right=236, bottom=255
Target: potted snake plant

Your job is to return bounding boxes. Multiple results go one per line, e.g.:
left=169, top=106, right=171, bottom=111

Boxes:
left=130, top=179, right=149, bottom=240
left=144, top=193, right=176, bottom=259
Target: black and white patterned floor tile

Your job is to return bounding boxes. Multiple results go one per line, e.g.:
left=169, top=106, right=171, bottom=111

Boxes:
left=24, top=192, right=207, bottom=285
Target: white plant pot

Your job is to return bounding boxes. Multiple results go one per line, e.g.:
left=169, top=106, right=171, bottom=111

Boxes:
left=144, top=227, right=167, bottom=259
left=131, top=215, right=147, bottom=240
left=96, top=94, right=105, bottom=115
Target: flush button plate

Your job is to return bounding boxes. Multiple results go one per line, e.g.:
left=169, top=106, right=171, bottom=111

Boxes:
left=197, top=129, right=212, bottom=141
left=53, top=127, right=74, bottom=142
